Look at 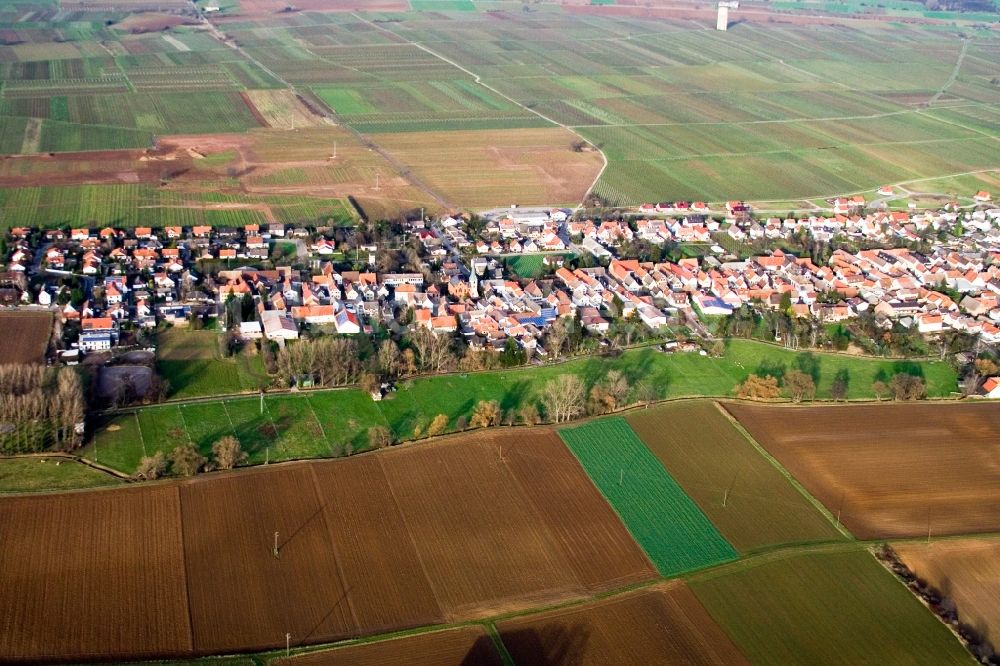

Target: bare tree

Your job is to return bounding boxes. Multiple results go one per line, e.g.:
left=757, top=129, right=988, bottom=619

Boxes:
left=212, top=436, right=247, bottom=470
left=784, top=369, right=816, bottom=402
left=359, top=372, right=381, bottom=397
left=170, top=443, right=206, bottom=476
left=134, top=451, right=167, bottom=480
left=544, top=319, right=569, bottom=359
left=427, top=413, right=449, bottom=437
left=470, top=400, right=501, bottom=428
left=540, top=374, right=586, bottom=423
left=735, top=374, right=781, bottom=400
left=368, top=425, right=394, bottom=449
left=378, top=340, right=400, bottom=377
left=518, top=403, right=540, bottom=425
left=872, top=380, right=889, bottom=401
left=891, top=374, right=926, bottom=401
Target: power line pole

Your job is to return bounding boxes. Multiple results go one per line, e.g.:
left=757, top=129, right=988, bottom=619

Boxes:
left=285, top=632, right=291, bottom=657
left=273, top=531, right=279, bottom=557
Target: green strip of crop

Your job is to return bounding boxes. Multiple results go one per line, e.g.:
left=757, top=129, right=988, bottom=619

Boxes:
left=560, top=417, right=737, bottom=576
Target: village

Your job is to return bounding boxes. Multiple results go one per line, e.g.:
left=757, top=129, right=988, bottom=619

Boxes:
left=1, top=189, right=999, bottom=363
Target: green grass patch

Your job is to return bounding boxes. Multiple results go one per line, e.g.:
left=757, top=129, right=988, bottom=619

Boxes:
left=559, top=417, right=738, bottom=576
left=410, top=0, right=476, bottom=10
left=313, top=87, right=377, bottom=115
left=690, top=550, right=970, bottom=665
left=0, top=457, right=121, bottom=494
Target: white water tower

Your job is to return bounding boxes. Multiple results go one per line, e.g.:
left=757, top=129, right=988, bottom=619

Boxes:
left=717, top=1, right=738, bottom=30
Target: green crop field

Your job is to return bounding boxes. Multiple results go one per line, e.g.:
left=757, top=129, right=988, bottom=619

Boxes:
left=690, top=550, right=970, bottom=665
left=0, top=457, right=121, bottom=494
left=627, top=401, right=845, bottom=552
left=559, top=417, right=737, bottom=576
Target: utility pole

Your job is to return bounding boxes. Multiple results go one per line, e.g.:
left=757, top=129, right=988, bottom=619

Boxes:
left=285, top=632, right=291, bottom=657
left=374, top=172, right=380, bottom=191
left=273, top=531, right=280, bottom=557
left=260, top=390, right=264, bottom=415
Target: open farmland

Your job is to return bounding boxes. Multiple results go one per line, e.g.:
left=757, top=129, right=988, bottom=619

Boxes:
left=0, top=484, right=192, bottom=662
left=280, top=626, right=502, bottom=665
left=727, top=402, right=1000, bottom=539
left=559, top=417, right=738, bottom=576
left=896, top=539, right=1000, bottom=649
left=497, top=582, right=748, bottom=665
left=0, top=311, right=51, bottom=364
left=1, top=428, right=658, bottom=661
left=689, top=550, right=969, bottom=665
left=626, top=400, right=845, bottom=552
left=370, top=127, right=603, bottom=207
left=377, top=428, right=656, bottom=618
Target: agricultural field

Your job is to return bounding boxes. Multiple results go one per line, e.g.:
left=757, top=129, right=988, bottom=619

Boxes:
left=496, top=582, right=748, bottom=665
left=0, top=484, right=192, bottom=662
left=0, top=311, right=51, bottom=364
left=369, top=127, right=603, bottom=208
left=82, top=340, right=957, bottom=475
left=689, top=550, right=970, bottom=665
left=0, top=456, right=121, bottom=494
left=280, top=626, right=502, bottom=665
left=559, top=417, right=738, bottom=576
left=727, top=402, right=1000, bottom=539
left=0, top=428, right=659, bottom=661
left=626, top=400, right=845, bottom=552
left=896, top=539, right=1000, bottom=649
left=156, top=327, right=269, bottom=399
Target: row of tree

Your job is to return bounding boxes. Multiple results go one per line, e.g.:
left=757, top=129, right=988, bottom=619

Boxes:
left=735, top=371, right=928, bottom=401
left=0, top=364, right=84, bottom=454
left=135, top=435, right=248, bottom=480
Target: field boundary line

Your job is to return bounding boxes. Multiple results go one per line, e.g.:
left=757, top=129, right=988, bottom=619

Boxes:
left=928, top=38, right=968, bottom=106
left=134, top=411, right=148, bottom=458
left=712, top=401, right=854, bottom=540
left=176, top=405, right=196, bottom=447
left=304, top=396, right=330, bottom=448
left=350, top=12, right=608, bottom=210
left=220, top=400, right=238, bottom=438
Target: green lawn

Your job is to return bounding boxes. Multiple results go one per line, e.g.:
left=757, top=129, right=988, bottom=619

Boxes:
left=157, top=328, right=269, bottom=399
left=560, top=418, right=737, bottom=576
left=82, top=340, right=958, bottom=475
left=0, top=457, right=122, bottom=494
left=690, top=550, right=970, bottom=665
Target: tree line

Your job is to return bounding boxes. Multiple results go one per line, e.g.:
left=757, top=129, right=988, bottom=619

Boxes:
left=0, top=364, right=84, bottom=454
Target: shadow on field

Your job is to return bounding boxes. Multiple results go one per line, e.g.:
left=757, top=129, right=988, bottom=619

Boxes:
left=495, top=624, right=591, bottom=665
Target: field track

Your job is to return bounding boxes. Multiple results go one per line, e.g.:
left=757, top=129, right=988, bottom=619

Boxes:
left=0, top=428, right=654, bottom=662
left=726, top=402, right=1000, bottom=539
left=278, top=626, right=502, bottom=665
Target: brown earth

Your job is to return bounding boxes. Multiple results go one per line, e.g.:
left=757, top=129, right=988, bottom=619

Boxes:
left=0, top=311, right=52, bottom=364
left=0, top=484, right=192, bottom=662
left=378, top=428, right=655, bottom=619
left=180, top=464, right=354, bottom=653
left=278, top=626, right=503, bottom=666
left=726, top=402, right=1000, bottom=539
left=896, top=539, right=1000, bottom=648
left=497, top=581, right=749, bottom=665
left=113, top=13, right=198, bottom=33
left=227, top=0, right=408, bottom=17
left=0, top=428, right=655, bottom=662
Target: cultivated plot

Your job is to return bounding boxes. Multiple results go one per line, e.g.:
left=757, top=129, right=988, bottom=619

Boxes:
left=690, top=550, right=969, bottom=665
left=0, top=311, right=51, bottom=364
left=626, top=400, right=844, bottom=552
left=497, top=582, right=748, bottom=665
left=559, top=417, right=738, bottom=576
left=279, top=626, right=502, bottom=666
left=896, top=539, right=1000, bottom=649
left=727, top=402, right=1000, bottom=539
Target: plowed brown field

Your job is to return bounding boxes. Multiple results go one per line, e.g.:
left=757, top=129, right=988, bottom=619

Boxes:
left=279, top=626, right=502, bottom=666
left=0, top=484, right=191, bottom=662
left=0, top=312, right=52, bottom=364
left=379, top=429, right=655, bottom=619
left=896, top=539, right=1000, bottom=648
left=726, top=402, right=1000, bottom=539
left=180, top=464, right=354, bottom=653
left=497, top=582, right=748, bottom=665
left=0, top=427, right=654, bottom=662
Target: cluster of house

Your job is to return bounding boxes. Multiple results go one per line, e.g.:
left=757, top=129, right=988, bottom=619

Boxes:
left=1, top=188, right=999, bottom=356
